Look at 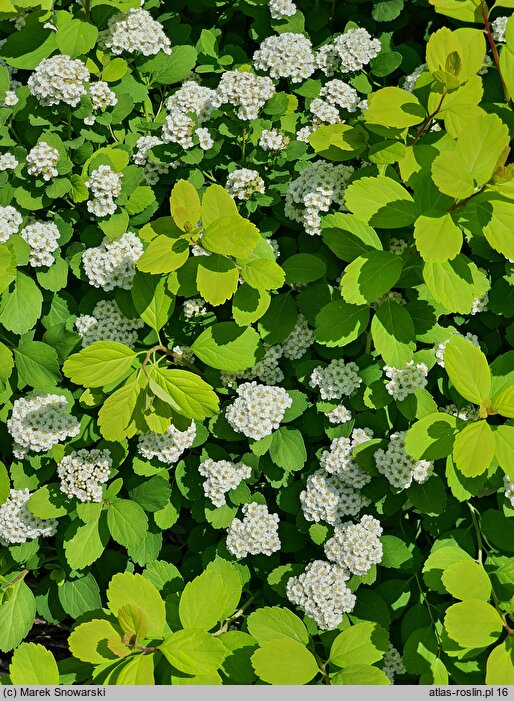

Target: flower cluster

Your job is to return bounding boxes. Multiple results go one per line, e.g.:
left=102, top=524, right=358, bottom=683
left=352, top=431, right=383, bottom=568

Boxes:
left=382, top=645, right=406, bottom=683
left=215, top=71, right=275, bottom=121
left=222, top=344, right=284, bottom=388
left=253, top=33, right=315, bottom=82
left=383, top=361, right=428, bottom=400
left=75, top=299, right=144, bottom=348
left=374, top=431, right=433, bottom=489
left=471, top=291, right=489, bottom=315
left=492, top=16, right=508, bottom=43
left=86, top=165, right=123, bottom=217
left=310, top=358, right=362, bottom=400
left=167, top=81, right=217, bottom=122
left=282, top=314, right=314, bottom=359
left=333, top=28, right=381, bottom=73
left=286, top=560, right=356, bottom=630
left=285, top=161, right=354, bottom=236
left=20, top=221, right=60, bottom=267
left=57, top=449, right=112, bottom=502
left=300, top=470, right=371, bottom=524
left=104, top=9, right=171, bottom=56
left=268, top=0, right=297, bottom=19
left=325, top=405, right=352, bottom=424
left=0, top=152, right=18, bottom=170
left=82, top=232, right=143, bottom=291
left=259, top=129, right=288, bottom=151
left=435, top=332, right=480, bottom=367
left=226, top=502, right=281, bottom=558
left=7, top=394, right=80, bottom=459
left=324, top=514, right=383, bottom=575
left=26, top=142, right=59, bottom=181
left=89, top=81, right=117, bottom=111
left=389, top=237, right=409, bottom=255
left=225, top=382, right=292, bottom=440
left=0, top=205, right=22, bottom=242
left=28, top=55, right=90, bottom=106
left=226, top=169, right=265, bottom=200
left=137, top=422, right=196, bottom=464
left=183, top=298, right=208, bottom=319
left=504, top=475, right=514, bottom=508
left=320, top=428, right=374, bottom=488
left=0, top=489, right=58, bottom=545
left=442, top=403, right=479, bottom=421
left=310, top=79, right=360, bottom=123
left=198, top=459, right=252, bottom=507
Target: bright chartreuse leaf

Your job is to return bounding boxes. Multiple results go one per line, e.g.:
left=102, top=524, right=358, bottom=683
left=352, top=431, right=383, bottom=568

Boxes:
left=443, top=335, right=491, bottom=404
left=321, top=213, right=382, bottom=262
left=179, top=564, right=240, bottom=631
left=493, top=425, right=514, bottom=479
left=444, top=600, right=503, bottom=648
left=477, top=197, right=514, bottom=262
left=251, top=639, right=319, bottom=685
left=55, top=19, right=98, bottom=58
left=115, top=654, right=155, bottom=685
left=97, top=372, right=145, bottom=441
left=413, top=212, right=462, bottom=262
left=329, top=622, right=389, bottom=668
left=160, top=629, right=227, bottom=676
left=308, top=123, right=367, bottom=161
left=315, top=300, right=369, bottom=347
left=191, top=322, right=261, bottom=372
left=170, top=179, right=201, bottom=231
left=63, top=341, right=136, bottom=388
left=246, top=607, right=309, bottom=646
left=453, top=420, right=495, bottom=477
left=422, top=545, right=474, bottom=593
left=148, top=366, right=219, bottom=419
left=241, top=259, right=285, bottom=290
left=196, top=255, right=239, bottom=306
left=0, top=243, right=16, bottom=294
left=422, top=255, right=489, bottom=314
left=201, top=216, right=260, bottom=258
left=364, top=87, right=425, bottom=127
left=107, top=573, right=165, bottom=638
left=232, top=285, right=271, bottom=326
left=340, top=251, right=403, bottom=305
left=331, top=665, right=390, bottom=685
left=9, top=642, right=59, bottom=684
left=136, top=235, right=189, bottom=274
left=441, top=560, right=492, bottom=600
left=68, top=619, right=119, bottom=664
left=344, top=175, right=417, bottom=228
left=486, top=641, right=514, bottom=684
left=201, top=184, right=238, bottom=227
left=0, top=271, right=43, bottom=335
left=131, top=272, right=175, bottom=333
left=405, top=412, right=458, bottom=460
left=27, top=483, right=70, bottom=519
left=371, top=299, right=416, bottom=366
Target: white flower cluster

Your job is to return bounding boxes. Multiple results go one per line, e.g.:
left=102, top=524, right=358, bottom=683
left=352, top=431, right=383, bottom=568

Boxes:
left=0, top=152, right=18, bottom=170
left=435, top=332, right=480, bottom=367
left=333, top=28, right=381, bottom=73
left=285, top=161, right=354, bottom=236
left=89, top=81, right=117, bottom=111
left=226, top=502, right=281, bottom=558
left=137, top=421, right=196, bottom=464
left=259, top=128, right=288, bottom=151
left=320, top=428, right=374, bottom=489
left=286, top=560, right=356, bottom=630
left=0, top=489, right=58, bottom=545
left=28, top=55, right=90, bottom=106
left=324, top=514, right=383, bottom=575
left=503, top=475, right=514, bottom=508
left=269, top=0, right=297, bottom=19
left=226, top=168, right=265, bottom=200
left=325, top=404, right=352, bottom=424
left=167, top=81, right=217, bottom=122
left=26, top=142, right=59, bottom=181
left=492, top=16, right=508, bottom=43
left=162, top=110, right=196, bottom=149
left=282, top=314, right=314, bottom=359
left=471, top=291, right=489, bottom=315
left=389, top=237, right=408, bottom=255
left=374, top=431, right=433, bottom=489
left=75, top=299, right=144, bottom=348
left=133, top=135, right=163, bottom=165
left=382, top=644, right=406, bottom=683
left=57, top=448, right=112, bottom=502
left=7, top=394, right=80, bottom=459
left=441, top=403, right=479, bottom=422
left=82, top=232, right=143, bottom=291
left=198, top=458, right=252, bottom=507
left=104, top=9, right=171, bottom=56
left=383, top=360, right=428, bottom=400
left=402, top=64, right=426, bottom=92
left=20, top=220, right=60, bottom=267
left=226, top=382, right=292, bottom=440
left=300, top=470, right=371, bottom=524
left=183, top=298, right=208, bottom=319
left=310, top=359, right=362, bottom=400
left=215, top=71, right=275, bottom=121
left=253, top=33, right=315, bottom=83
left=86, top=165, right=123, bottom=217
left=0, top=205, right=22, bottom=242
left=310, top=79, right=360, bottom=125
left=171, top=345, right=195, bottom=366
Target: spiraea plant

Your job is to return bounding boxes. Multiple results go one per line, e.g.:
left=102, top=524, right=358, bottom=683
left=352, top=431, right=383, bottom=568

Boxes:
left=0, top=0, right=513, bottom=686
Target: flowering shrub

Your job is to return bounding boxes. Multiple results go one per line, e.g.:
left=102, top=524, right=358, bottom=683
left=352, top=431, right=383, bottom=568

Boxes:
left=0, top=0, right=513, bottom=687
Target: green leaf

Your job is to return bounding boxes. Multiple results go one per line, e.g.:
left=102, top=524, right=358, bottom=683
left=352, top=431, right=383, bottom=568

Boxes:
left=453, top=421, right=495, bottom=477
left=97, top=373, right=145, bottom=441
left=201, top=184, right=238, bottom=227
left=258, top=293, right=298, bottom=345
left=315, top=300, right=369, bottom=347
left=63, top=519, right=109, bottom=571
left=486, top=641, right=514, bottom=684
left=422, top=255, right=489, bottom=314
left=341, top=251, right=403, bottom=305
left=204, top=558, right=243, bottom=621
left=322, top=213, right=382, bottom=262
left=107, top=499, right=148, bottom=550
left=493, top=387, right=514, bottom=419
left=0, top=14, right=57, bottom=69
left=0, top=271, right=43, bottom=335
left=241, top=259, right=285, bottom=290
left=191, top=322, right=261, bottom=372
left=442, top=560, right=492, bottom=601
left=494, top=425, right=514, bottom=479
left=474, top=197, right=514, bottom=262
left=14, top=340, right=61, bottom=391
left=407, top=476, right=447, bottom=515
left=251, top=639, right=319, bottom=685
left=422, top=544, right=473, bottom=593
left=179, top=566, right=240, bottom=631
left=10, top=643, right=58, bottom=684
left=197, top=255, right=239, bottom=306
left=246, top=607, right=308, bottom=645
left=137, top=235, right=189, bottom=274
left=27, top=483, right=70, bottom=519
left=269, top=427, right=306, bottom=471
left=0, top=462, right=9, bottom=506
left=126, top=186, right=155, bottom=215
left=444, top=335, right=491, bottom=404
left=413, top=212, right=463, bottom=262
left=170, top=180, right=201, bottom=231
left=365, top=87, right=425, bottom=128
left=138, top=45, right=197, bottom=85
left=160, top=629, right=226, bottom=675
left=131, top=272, right=175, bottom=333
left=58, top=574, right=101, bottom=619
left=232, top=285, right=271, bottom=326
left=0, top=578, right=36, bottom=653
left=372, top=0, right=403, bottom=20
left=330, top=622, right=389, bottom=668
left=371, top=300, right=416, bottom=366
left=102, top=58, right=128, bottom=82
left=69, top=174, right=89, bottom=203
left=68, top=619, right=119, bottom=664
left=444, top=600, right=503, bottom=648
left=381, top=536, right=414, bottom=569
left=0, top=243, right=16, bottom=294
left=331, top=665, right=390, bottom=685
left=107, top=573, right=165, bottom=638
left=308, top=124, right=367, bottom=161
left=344, top=175, right=417, bottom=228
left=115, top=654, right=155, bottom=685
left=63, top=341, right=136, bottom=388
left=282, top=254, right=326, bottom=284
left=55, top=19, right=98, bottom=58
left=149, top=366, right=218, bottom=419
left=202, top=216, right=260, bottom=258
